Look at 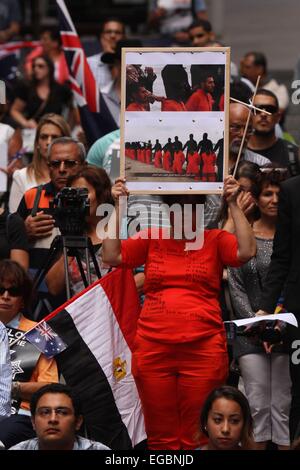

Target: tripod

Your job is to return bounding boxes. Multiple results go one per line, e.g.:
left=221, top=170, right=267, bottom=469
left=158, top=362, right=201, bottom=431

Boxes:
left=33, top=234, right=101, bottom=301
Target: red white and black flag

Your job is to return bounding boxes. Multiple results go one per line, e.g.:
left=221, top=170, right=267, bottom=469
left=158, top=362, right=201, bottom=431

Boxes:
left=28, top=267, right=145, bottom=450
left=56, top=0, right=118, bottom=145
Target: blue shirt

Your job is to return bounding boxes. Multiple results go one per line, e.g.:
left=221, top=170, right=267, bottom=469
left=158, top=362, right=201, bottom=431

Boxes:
left=0, top=321, right=11, bottom=421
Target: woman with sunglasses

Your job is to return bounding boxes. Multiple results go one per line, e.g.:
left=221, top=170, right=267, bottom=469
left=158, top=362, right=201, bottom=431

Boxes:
left=0, top=260, right=58, bottom=449
left=10, top=55, right=73, bottom=131
left=9, top=114, right=71, bottom=213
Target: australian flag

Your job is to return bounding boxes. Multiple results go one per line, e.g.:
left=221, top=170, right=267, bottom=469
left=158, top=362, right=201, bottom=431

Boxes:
left=56, top=0, right=118, bottom=146
left=25, top=321, right=67, bottom=359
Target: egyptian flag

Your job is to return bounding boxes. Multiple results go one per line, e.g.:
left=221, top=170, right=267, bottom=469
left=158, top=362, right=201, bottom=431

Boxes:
left=56, top=0, right=118, bottom=146
left=29, top=267, right=145, bottom=450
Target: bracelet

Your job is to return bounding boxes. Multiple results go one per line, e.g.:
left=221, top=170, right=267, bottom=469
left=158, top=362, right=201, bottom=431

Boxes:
left=11, top=381, right=21, bottom=400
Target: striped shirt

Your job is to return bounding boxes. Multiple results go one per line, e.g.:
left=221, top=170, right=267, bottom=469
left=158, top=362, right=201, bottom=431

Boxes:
left=0, top=322, right=11, bottom=421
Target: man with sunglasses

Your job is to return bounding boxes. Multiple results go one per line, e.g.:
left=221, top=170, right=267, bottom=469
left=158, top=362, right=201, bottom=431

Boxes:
left=247, top=89, right=299, bottom=177
left=17, top=137, right=86, bottom=318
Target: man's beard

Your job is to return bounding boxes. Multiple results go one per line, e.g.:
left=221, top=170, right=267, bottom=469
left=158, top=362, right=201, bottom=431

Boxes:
left=230, top=141, right=246, bottom=157
left=253, top=128, right=275, bottom=138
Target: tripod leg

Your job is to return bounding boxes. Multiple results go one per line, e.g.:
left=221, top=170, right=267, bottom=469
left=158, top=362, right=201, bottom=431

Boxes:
left=74, top=251, right=89, bottom=288
left=33, top=236, right=62, bottom=291
left=63, top=246, right=72, bottom=300
left=84, top=247, right=92, bottom=285
left=88, top=238, right=102, bottom=279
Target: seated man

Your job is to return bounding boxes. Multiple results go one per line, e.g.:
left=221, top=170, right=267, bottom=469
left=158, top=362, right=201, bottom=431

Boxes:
left=9, top=383, right=110, bottom=450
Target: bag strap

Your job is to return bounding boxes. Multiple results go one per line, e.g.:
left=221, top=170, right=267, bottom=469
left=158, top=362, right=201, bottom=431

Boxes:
left=6, top=212, right=13, bottom=240
left=284, top=141, right=300, bottom=176
left=31, top=185, right=43, bottom=216
left=31, top=96, right=50, bottom=122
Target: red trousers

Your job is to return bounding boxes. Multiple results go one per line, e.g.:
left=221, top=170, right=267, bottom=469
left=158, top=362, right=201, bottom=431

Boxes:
left=132, top=332, right=228, bottom=450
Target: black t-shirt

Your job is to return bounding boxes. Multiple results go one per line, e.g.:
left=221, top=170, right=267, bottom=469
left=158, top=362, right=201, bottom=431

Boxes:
left=248, top=138, right=298, bottom=169
left=0, top=210, right=29, bottom=259
left=14, top=81, right=72, bottom=120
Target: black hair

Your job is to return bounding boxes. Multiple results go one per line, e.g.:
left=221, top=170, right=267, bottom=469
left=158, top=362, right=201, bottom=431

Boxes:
left=40, top=26, right=61, bottom=44
left=99, top=17, right=125, bottom=35
left=230, top=78, right=253, bottom=104
left=30, top=383, right=82, bottom=417
left=188, top=18, right=212, bottom=33
left=255, top=88, right=279, bottom=110
left=245, top=51, right=267, bottom=73
left=200, top=385, right=254, bottom=449
left=32, top=54, right=55, bottom=87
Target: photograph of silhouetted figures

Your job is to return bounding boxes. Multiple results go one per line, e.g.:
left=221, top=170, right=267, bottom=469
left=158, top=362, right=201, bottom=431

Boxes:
left=124, top=131, right=224, bottom=183
left=125, top=63, right=225, bottom=112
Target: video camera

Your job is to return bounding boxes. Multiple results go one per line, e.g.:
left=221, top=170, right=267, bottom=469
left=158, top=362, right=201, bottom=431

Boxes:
left=50, top=187, right=90, bottom=236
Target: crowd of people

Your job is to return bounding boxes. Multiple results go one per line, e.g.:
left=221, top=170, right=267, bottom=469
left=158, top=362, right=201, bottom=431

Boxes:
left=1, top=0, right=300, bottom=453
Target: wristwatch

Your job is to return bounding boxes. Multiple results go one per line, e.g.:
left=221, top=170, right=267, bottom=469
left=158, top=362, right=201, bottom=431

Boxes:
left=11, top=381, right=21, bottom=400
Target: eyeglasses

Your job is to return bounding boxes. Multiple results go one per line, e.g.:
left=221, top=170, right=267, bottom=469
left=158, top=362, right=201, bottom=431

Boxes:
left=48, top=160, right=80, bottom=169
left=0, top=285, right=22, bottom=297
left=255, top=104, right=278, bottom=115
left=36, top=407, right=73, bottom=418
left=229, top=124, right=254, bottom=136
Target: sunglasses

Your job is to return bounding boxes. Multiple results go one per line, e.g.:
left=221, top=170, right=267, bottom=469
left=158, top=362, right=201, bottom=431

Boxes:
left=260, top=167, right=287, bottom=174
left=0, top=285, right=22, bottom=297
left=48, top=160, right=80, bottom=169
left=255, top=104, right=278, bottom=115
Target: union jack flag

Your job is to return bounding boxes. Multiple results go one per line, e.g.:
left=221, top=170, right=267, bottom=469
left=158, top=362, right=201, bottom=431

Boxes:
left=56, top=0, right=118, bottom=145
left=0, top=41, right=40, bottom=81
left=25, top=321, right=67, bottom=358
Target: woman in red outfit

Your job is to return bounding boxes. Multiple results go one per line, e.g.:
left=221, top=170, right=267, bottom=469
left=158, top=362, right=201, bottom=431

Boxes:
left=102, top=178, right=256, bottom=450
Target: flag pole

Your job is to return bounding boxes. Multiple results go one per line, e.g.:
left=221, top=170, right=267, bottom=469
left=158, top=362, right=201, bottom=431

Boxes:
left=232, top=76, right=261, bottom=179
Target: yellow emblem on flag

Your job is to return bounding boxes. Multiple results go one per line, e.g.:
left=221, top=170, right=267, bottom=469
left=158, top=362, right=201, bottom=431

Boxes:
left=113, top=357, right=127, bottom=381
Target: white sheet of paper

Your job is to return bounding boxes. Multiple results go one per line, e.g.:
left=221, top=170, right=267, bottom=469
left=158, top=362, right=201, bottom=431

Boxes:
left=225, top=313, right=298, bottom=328
left=0, top=142, right=8, bottom=192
